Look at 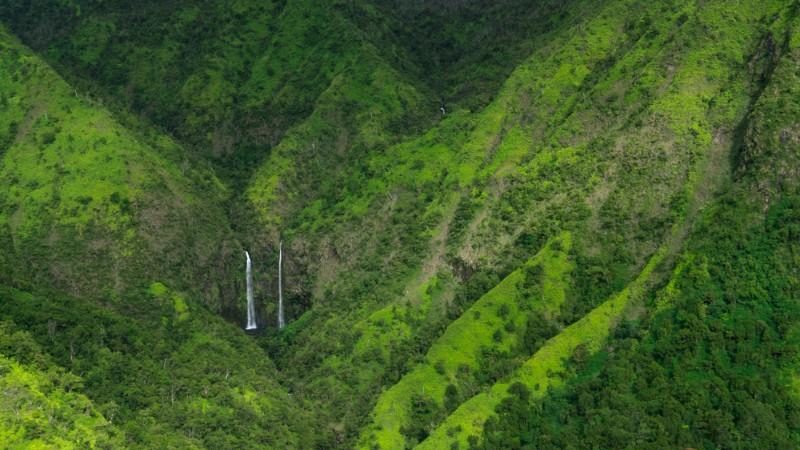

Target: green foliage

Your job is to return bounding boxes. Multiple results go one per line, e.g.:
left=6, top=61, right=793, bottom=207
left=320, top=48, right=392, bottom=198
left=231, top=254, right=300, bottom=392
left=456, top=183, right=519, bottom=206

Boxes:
left=0, top=285, right=315, bottom=449
left=0, top=323, right=124, bottom=449
left=0, top=26, right=236, bottom=311
left=476, top=190, right=800, bottom=449
left=358, top=234, right=572, bottom=449
left=473, top=6, right=800, bottom=449
left=420, top=241, right=669, bottom=449
left=1, top=0, right=800, bottom=449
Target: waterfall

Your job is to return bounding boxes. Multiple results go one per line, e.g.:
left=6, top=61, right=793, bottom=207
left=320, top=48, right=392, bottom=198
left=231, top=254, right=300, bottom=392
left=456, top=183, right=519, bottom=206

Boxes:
left=245, top=251, right=257, bottom=330
left=277, top=241, right=285, bottom=329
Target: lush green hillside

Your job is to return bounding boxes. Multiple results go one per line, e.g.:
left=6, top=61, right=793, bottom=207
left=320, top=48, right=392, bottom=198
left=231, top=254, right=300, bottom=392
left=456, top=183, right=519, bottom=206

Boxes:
left=0, top=25, right=236, bottom=310
left=0, top=322, right=124, bottom=449
left=0, top=25, right=312, bottom=449
left=0, top=0, right=434, bottom=183
left=476, top=11, right=800, bottom=448
left=0, top=286, right=315, bottom=449
left=1, top=0, right=799, bottom=448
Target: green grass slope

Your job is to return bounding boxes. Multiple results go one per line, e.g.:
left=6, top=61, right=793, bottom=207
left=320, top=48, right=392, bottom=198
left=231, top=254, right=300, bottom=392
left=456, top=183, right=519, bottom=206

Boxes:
left=0, top=26, right=237, bottom=311
left=350, top=0, right=794, bottom=447
left=0, top=26, right=313, bottom=449
left=358, top=233, right=571, bottom=449
left=419, top=242, right=668, bottom=449
left=475, top=8, right=800, bottom=448
left=434, top=1, right=796, bottom=448
left=1, top=0, right=799, bottom=448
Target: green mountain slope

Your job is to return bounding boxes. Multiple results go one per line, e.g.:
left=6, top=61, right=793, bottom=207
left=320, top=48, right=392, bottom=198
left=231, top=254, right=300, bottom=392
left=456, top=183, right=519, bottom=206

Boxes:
left=0, top=26, right=313, bottom=449
left=0, top=286, right=314, bottom=449
left=476, top=10, right=800, bottom=448
left=0, top=0, right=799, bottom=449
left=0, top=0, right=436, bottom=182
left=0, top=322, right=124, bottom=449
left=416, top=2, right=800, bottom=449
left=0, top=26, right=236, bottom=309
left=358, top=234, right=573, bottom=449
left=352, top=2, right=800, bottom=448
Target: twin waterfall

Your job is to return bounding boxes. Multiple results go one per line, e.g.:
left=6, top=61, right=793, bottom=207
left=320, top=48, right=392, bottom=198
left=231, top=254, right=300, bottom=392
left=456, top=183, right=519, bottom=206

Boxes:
left=244, top=243, right=286, bottom=331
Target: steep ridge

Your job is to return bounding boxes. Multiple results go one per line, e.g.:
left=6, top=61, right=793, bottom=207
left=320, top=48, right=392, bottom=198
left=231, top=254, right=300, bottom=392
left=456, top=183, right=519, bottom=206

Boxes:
left=0, top=27, right=312, bottom=448
left=1, top=0, right=799, bottom=449
left=353, top=0, right=795, bottom=448
left=419, top=112, right=727, bottom=447
left=419, top=243, right=668, bottom=449
left=0, top=0, right=433, bottom=182
left=358, top=234, right=572, bottom=448
left=475, top=7, right=800, bottom=447
left=0, top=26, right=235, bottom=308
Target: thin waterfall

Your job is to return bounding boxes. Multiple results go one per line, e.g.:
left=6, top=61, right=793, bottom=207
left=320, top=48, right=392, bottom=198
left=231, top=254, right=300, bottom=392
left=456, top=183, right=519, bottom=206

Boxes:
left=278, top=241, right=285, bottom=329
left=245, top=251, right=257, bottom=330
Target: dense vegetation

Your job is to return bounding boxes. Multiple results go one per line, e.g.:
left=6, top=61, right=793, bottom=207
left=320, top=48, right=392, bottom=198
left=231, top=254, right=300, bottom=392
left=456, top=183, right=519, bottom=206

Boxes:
left=1, top=0, right=799, bottom=448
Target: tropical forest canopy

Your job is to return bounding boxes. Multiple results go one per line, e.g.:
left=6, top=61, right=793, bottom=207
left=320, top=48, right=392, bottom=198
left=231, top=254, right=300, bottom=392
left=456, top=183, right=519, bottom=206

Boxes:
left=0, top=0, right=799, bottom=448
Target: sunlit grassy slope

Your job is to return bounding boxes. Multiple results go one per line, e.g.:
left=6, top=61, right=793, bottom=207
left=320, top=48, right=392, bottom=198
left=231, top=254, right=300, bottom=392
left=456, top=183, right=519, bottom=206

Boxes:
left=1, top=0, right=799, bottom=448
left=347, top=0, right=796, bottom=447
left=473, top=8, right=800, bottom=446
left=358, top=233, right=572, bottom=449
left=0, top=26, right=313, bottom=449
left=0, top=26, right=237, bottom=310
